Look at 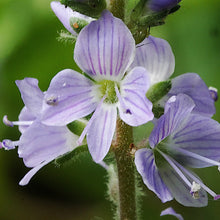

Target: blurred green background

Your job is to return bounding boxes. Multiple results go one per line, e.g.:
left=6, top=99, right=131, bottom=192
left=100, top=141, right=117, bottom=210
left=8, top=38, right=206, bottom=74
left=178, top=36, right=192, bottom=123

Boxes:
left=0, top=0, right=220, bottom=219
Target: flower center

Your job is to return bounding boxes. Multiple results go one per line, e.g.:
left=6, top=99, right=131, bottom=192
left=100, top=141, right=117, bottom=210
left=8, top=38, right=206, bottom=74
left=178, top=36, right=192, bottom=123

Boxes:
left=98, top=80, right=118, bottom=104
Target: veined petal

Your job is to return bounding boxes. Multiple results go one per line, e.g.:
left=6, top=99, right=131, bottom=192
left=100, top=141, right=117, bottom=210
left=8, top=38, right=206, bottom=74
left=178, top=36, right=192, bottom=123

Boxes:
left=87, top=104, right=117, bottom=163
left=130, top=36, right=175, bottom=85
left=18, top=121, right=78, bottom=168
left=169, top=114, right=220, bottom=168
left=121, top=67, right=151, bottom=94
left=16, top=78, right=44, bottom=117
left=160, top=207, right=183, bottom=220
left=42, top=69, right=97, bottom=126
left=74, top=10, right=135, bottom=81
left=51, top=1, right=94, bottom=35
left=135, top=148, right=173, bottom=203
left=159, top=73, right=215, bottom=117
left=119, top=68, right=154, bottom=126
left=149, top=94, right=195, bottom=147
left=18, top=107, right=36, bottom=133
left=19, top=159, right=52, bottom=186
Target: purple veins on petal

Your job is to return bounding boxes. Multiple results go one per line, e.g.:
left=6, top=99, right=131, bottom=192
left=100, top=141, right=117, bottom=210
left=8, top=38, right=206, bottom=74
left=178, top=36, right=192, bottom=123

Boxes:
left=74, top=10, right=135, bottom=81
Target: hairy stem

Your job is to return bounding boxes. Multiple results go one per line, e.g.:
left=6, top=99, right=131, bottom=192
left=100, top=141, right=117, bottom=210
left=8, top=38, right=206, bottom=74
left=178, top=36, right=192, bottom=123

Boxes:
left=114, top=119, right=137, bottom=220
left=109, top=0, right=125, bottom=20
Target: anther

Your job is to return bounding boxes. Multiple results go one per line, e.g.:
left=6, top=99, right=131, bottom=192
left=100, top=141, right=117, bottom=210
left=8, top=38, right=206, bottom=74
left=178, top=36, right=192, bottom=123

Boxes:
left=46, top=95, right=58, bottom=105
left=3, top=115, right=14, bottom=127
left=1, top=139, right=16, bottom=150
left=190, top=181, right=201, bottom=199
left=214, top=195, right=220, bottom=200
left=209, top=87, right=218, bottom=102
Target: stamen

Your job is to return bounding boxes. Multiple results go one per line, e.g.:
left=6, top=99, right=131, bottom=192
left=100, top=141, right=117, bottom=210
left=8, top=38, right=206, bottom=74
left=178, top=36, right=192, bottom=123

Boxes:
left=3, top=115, right=33, bottom=127
left=3, top=115, right=14, bottom=127
left=77, top=95, right=106, bottom=145
left=157, top=149, right=192, bottom=188
left=214, top=195, right=220, bottom=200
left=174, top=147, right=220, bottom=167
left=46, top=95, right=58, bottom=105
left=172, top=158, right=219, bottom=199
left=209, top=87, right=218, bottom=102
left=190, top=181, right=201, bottom=199
left=115, top=84, right=132, bottom=115
left=1, top=139, right=19, bottom=150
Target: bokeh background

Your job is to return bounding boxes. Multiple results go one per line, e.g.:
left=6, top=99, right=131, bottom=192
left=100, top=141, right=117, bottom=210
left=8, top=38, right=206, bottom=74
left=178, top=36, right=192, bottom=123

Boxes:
left=0, top=0, right=220, bottom=219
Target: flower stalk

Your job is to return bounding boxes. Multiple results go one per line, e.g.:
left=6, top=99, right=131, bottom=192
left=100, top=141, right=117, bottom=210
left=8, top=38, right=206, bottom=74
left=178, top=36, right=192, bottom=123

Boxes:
left=113, top=119, right=137, bottom=220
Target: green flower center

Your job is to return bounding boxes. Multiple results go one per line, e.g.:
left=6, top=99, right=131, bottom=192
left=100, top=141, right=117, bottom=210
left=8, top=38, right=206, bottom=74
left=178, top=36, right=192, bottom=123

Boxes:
left=98, top=80, right=119, bottom=104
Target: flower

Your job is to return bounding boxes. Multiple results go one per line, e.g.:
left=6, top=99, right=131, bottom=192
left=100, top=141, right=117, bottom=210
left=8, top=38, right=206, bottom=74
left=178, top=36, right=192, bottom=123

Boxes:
left=160, top=207, right=183, bottom=220
left=51, top=1, right=94, bottom=35
left=148, top=0, right=181, bottom=12
left=135, top=94, right=220, bottom=207
left=1, top=78, right=79, bottom=185
left=130, top=36, right=215, bottom=117
left=41, top=11, right=154, bottom=163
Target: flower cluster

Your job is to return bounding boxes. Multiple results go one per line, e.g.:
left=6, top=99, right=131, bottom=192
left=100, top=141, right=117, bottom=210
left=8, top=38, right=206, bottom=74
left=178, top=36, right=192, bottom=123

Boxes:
left=1, top=1, right=220, bottom=219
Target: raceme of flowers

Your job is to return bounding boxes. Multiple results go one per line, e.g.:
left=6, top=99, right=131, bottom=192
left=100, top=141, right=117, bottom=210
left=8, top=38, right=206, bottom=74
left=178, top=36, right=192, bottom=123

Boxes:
left=1, top=4, right=220, bottom=215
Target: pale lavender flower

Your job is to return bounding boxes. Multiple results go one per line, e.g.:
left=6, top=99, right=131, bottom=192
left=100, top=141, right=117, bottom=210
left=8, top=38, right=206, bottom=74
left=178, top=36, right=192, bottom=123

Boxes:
left=135, top=94, right=220, bottom=207
left=130, top=36, right=215, bottom=117
left=160, top=207, right=183, bottom=220
left=148, top=0, right=181, bottom=12
left=41, top=11, right=154, bottom=163
left=51, top=1, right=94, bottom=35
left=1, top=78, right=79, bottom=185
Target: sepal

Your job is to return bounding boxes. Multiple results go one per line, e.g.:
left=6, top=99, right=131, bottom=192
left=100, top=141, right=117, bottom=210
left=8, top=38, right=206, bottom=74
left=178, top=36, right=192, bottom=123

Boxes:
left=55, top=144, right=89, bottom=166
left=146, top=80, right=172, bottom=104
left=60, top=0, right=107, bottom=18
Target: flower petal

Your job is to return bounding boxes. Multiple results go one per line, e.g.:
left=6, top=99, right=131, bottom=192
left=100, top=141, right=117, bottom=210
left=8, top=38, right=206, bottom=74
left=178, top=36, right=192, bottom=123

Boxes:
left=18, top=107, right=35, bottom=133
left=158, top=155, right=208, bottom=207
left=169, top=114, right=220, bottom=168
left=135, top=148, right=173, bottom=203
left=87, top=104, right=117, bottom=163
left=119, top=67, right=154, bottom=126
left=159, top=73, right=215, bottom=117
left=130, top=36, right=175, bottom=85
left=148, top=0, right=181, bottom=12
left=74, top=10, right=135, bottom=81
left=19, top=159, right=52, bottom=186
left=51, top=1, right=94, bottom=35
left=149, top=94, right=195, bottom=147
left=18, top=121, right=77, bottom=167
left=42, top=69, right=97, bottom=126
left=16, top=78, right=44, bottom=117
left=160, top=207, right=183, bottom=220
left=121, top=67, right=151, bottom=94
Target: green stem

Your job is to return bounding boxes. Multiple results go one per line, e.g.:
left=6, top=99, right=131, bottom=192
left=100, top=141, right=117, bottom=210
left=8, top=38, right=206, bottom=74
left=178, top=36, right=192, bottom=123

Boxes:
left=114, top=119, right=137, bottom=220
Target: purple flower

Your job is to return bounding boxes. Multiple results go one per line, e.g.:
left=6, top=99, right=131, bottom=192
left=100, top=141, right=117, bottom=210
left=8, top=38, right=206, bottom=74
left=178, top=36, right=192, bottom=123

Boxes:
left=41, top=11, right=154, bottom=163
left=1, top=78, right=79, bottom=185
left=51, top=1, right=94, bottom=35
left=160, top=207, right=183, bottom=220
left=135, top=94, right=220, bottom=207
left=148, top=0, right=181, bottom=12
left=130, top=36, right=215, bottom=117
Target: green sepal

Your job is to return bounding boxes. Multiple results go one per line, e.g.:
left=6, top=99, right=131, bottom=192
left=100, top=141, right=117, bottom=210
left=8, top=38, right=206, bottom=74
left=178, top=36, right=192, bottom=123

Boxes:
left=146, top=80, right=171, bottom=104
left=152, top=105, right=164, bottom=118
left=153, top=149, right=167, bottom=168
left=67, top=120, right=87, bottom=136
left=60, top=0, right=107, bottom=18
left=69, top=17, right=89, bottom=34
left=57, top=30, right=77, bottom=44
left=55, top=144, right=89, bottom=166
